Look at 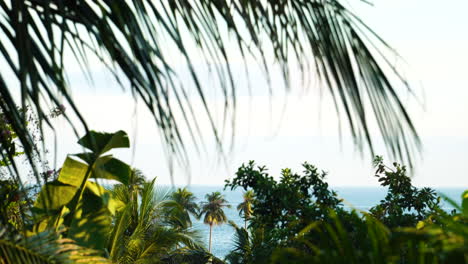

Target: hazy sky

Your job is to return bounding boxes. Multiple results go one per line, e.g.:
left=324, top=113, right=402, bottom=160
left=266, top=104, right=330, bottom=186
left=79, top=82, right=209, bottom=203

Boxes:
left=40, top=0, right=468, bottom=187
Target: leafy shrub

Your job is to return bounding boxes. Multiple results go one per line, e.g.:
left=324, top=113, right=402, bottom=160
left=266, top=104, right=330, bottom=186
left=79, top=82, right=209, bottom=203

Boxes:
left=225, top=161, right=363, bottom=263
left=225, top=158, right=449, bottom=264
left=370, top=156, right=441, bottom=228
left=0, top=179, right=28, bottom=231
left=225, top=161, right=344, bottom=239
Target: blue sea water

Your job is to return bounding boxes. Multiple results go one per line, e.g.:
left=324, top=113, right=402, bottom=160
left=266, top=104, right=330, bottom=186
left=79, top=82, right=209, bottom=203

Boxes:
left=186, top=186, right=466, bottom=259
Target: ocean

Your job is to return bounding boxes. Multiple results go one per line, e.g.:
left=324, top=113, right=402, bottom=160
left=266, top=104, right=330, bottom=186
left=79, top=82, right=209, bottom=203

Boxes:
left=186, top=186, right=466, bottom=259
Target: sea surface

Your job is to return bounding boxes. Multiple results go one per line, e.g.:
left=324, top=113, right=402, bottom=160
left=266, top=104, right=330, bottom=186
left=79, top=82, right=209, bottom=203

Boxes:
left=186, top=186, right=466, bottom=259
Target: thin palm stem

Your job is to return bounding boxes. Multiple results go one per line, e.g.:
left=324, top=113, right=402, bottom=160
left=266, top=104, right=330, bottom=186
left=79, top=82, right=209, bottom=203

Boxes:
left=209, top=224, right=213, bottom=253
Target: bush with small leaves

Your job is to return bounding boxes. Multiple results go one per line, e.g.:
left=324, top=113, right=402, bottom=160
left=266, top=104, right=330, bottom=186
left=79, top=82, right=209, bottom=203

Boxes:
left=370, top=156, right=441, bottom=228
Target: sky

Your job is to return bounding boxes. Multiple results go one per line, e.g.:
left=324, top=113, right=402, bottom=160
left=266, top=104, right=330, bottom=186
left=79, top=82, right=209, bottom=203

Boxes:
left=35, top=0, right=468, bottom=187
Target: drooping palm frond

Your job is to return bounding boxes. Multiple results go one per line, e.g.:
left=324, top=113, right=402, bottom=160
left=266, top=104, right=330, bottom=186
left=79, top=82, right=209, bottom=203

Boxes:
left=0, top=227, right=109, bottom=264
left=225, top=220, right=274, bottom=264
left=0, top=0, right=420, bottom=186
left=225, top=221, right=252, bottom=264
left=237, top=190, right=254, bottom=229
left=171, top=187, right=200, bottom=220
left=162, top=199, right=193, bottom=230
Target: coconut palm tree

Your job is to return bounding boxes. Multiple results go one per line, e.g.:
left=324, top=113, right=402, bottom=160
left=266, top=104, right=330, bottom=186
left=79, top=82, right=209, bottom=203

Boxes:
left=237, top=190, right=255, bottom=229
left=200, top=191, right=231, bottom=253
left=108, top=179, right=203, bottom=263
left=171, top=187, right=200, bottom=228
left=0, top=0, right=421, bottom=188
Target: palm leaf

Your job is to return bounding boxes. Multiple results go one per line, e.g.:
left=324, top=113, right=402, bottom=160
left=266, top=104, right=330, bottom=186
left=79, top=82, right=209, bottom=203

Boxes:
left=0, top=228, right=109, bottom=264
left=0, top=0, right=420, bottom=187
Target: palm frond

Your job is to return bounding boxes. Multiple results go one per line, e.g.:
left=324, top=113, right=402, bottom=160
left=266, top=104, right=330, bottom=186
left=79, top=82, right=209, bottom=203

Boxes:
left=200, top=191, right=230, bottom=226
left=108, top=204, right=132, bottom=262
left=0, top=0, right=420, bottom=188
left=0, top=227, right=109, bottom=264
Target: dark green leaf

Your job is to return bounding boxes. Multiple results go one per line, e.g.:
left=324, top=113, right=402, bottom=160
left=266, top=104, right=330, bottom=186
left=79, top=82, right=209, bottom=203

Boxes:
left=77, top=130, right=129, bottom=155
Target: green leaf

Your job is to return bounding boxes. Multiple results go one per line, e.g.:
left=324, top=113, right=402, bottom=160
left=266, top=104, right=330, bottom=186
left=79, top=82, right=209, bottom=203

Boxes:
left=29, top=206, right=71, bottom=235
left=416, top=221, right=425, bottom=230
left=34, top=181, right=77, bottom=211
left=60, top=154, right=130, bottom=185
left=57, top=157, right=89, bottom=187
left=93, top=156, right=131, bottom=185
left=77, top=130, right=129, bottom=155
left=74, top=152, right=98, bottom=165
left=461, top=190, right=468, bottom=216
left=68, top=204, right=112, bottom=251
left=0, top=228, right=111, bottom=263
left=85, top=181, right=107, bottom=197
left=85, top=181, right=124, bottom=215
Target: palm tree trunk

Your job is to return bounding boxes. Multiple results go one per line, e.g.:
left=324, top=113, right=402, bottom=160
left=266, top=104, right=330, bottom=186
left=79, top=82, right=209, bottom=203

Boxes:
left=208, top=224, right=213, bottom=253
left=244, top=217, right=247, bottom=230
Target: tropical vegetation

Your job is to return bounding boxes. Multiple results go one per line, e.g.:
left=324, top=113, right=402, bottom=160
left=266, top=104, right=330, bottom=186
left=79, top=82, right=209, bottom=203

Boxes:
left=200, top=192, right=231, bottom=253
left=0, top=1, right=465, bottom=264
left=224, top=159, right=467, bottom=264
left=0, top=130, right=221, bottom=263
left=237, top=191, right=254, bottom=230
left=0, top=129, right=467, bottom=263
left=170, top=187, right=201, bottom=229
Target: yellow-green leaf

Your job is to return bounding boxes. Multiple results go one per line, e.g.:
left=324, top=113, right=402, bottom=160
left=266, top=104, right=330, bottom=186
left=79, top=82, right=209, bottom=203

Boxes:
left=416, top=221, right=425, bottom=230
left=34, top=181, right=77, bottom=210
left=93, top=156, right=130, bottom=185
left=57, top=157, right=89, bottom=187
left=462, top=190, right=468, bottom=216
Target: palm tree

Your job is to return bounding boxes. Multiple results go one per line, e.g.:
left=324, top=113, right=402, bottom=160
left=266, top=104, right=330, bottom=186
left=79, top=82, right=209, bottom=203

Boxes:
left=224, top=220, right=270, bottom=264
left=110, top=168, right=146, bottom=232
left=200, top=191, right=231, bottom=253
left=171, top=187, right=200, bottom=228
left=237, top=190, right=255, bottom=230
left=0, top=1, right=420, bottom=188
left=108, top=179, right=203, bottom=263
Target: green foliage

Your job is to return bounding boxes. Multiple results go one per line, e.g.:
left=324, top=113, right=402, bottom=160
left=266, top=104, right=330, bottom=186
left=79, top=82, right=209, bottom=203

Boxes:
left=225, top=160, right=351, bottom=263
left=170, top=187, right=200, bottom=228
left=0, top=107, right=22, bottom=167
left=163, top=248, right=225, bottom=264
left=225, top=161, right=343, bottom=241
left=224, top=221, right=273, bottom=264
left=0, top=179, right=28, bottom=231
left=237, top=190, right=255, bottom=229
left=403, top=191, right=468, bottom=262
left=77, top=131, right=130, bottom=156
left=225, top=159, right=463, bottom=264
left=271, top=192, right=468, bottom=264
left=270, top=211, right=394, bottom=264
left=1, top=129, right=216, bottom=263
left=108, top=178, right=205, bottom=263
left=201, top=192, right=231, bottom=227
left=2, top=123, right=465, bottom=264
left=0, top=227, right=109, bottom=264
left=370, top=156, right=441, bottom=228
left=32, top=130, right=130, bottom=252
